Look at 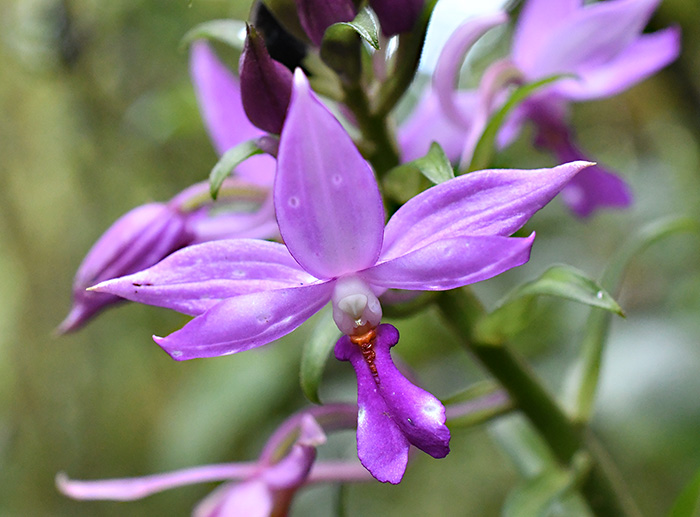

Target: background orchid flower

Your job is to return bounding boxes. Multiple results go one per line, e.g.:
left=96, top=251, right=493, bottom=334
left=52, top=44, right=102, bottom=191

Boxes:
left=91, top=70, right=590, bottom=360
left=58, top=179, right=275, bottom=333
left=432, top=0, right=680, bottom=217
left=190, top=40, right=276, bottom=187
left=58, top=406, right=371, bottom=516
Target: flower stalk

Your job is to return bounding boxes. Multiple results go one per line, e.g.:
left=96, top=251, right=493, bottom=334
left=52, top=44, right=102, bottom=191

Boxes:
left=436, top=287, right=641, bottom=517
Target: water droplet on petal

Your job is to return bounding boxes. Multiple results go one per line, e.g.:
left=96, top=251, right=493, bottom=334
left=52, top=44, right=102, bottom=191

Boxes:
left=288, top=196, right=300, bottom=208
left=171, top=350, right=183, bottom=358
left=332, top=174, right=343, bottom=186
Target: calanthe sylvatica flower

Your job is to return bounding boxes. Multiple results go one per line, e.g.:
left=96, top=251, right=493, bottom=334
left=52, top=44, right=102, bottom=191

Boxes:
left=58, top=180, right=275, bottom=333
left=93, top=70, right=590, bottom=481
left=433, top=0, right=680, bottom=217
left=58, top=406, right=371, bottom=516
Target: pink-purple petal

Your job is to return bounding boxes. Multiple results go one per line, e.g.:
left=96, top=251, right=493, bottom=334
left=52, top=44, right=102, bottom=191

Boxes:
left=335, top=325, right=450, bottom=484
left=380, top=162, right=591, bottom=260
left=560, top=165, right=633, bottom=218
left=154, top=281, right=334, bottom=360
left=56, top=464, right=256, bottom=501
left=555, top=27, right=681, bottom=101
left=398, top=89, right=476, bottom=163
left=92, top=240, right=316, bottom=316
left=275, top=70, right=384, bottom=279
left=189, top=41, right=275, bottom=186
left=433, top=11, right=508, bottom=128
left=363, top=234, right=535, bottom=291
left=194, top=480, right=273, bottom=517
left=512, top=0, right=579, bottom=71
left=524, top=0, right=661, bottom=79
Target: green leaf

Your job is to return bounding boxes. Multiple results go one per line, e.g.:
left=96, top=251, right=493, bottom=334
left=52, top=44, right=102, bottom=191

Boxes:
left=383, top=142, right=454, bottom=203
left=467, top=74, right=568, bottom=173
left=181, top=20, right=247, bottom=51
left=565, top=216, right=700, bottom=422
left=337, top=7, right=380, bottom=50
left=503, top=469, right=576, bottom=517
left=300, top=306, right=341, bottom=404
left=490, top=415, right=558, bottom=479
left=209, top=140, right=265, bottom=200
left=669, top=467, right=700, bottom=517
left=477, top=265, right=623, bottom=343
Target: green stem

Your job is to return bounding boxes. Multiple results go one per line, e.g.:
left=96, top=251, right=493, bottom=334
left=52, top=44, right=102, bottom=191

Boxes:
left=343, top=83, right=400, bottom=176
left=436, top=288, right=641, bottom=517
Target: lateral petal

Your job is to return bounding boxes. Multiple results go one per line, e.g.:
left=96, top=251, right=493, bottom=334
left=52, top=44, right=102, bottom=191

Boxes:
left=275, top=70, right=384, bottom=279
left=189, top=41, right=275, bottom=185
left=154, top=281, right=334, bottom=360
left=364, top=234, right=535, bottom=291
left=554, top=27, right=680, bottom=101
left=380, top=162, right=590, bottom=260
left=525, top=0, right=660, bottom=79
left=92, top=240, right=317, bottom=316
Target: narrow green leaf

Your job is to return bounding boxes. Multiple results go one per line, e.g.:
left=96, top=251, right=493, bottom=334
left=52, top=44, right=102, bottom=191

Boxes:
left=181, top=20, right=247, bottom=51
left=300, top=307, right=341, bottom=404
left=503, top=469, right=575, bottom=517
left=477, top=265, right=623, bottom=343
left=338, top=7, right=380, bottom=50
left=669, top=467, right=700, bottom=517
left=414, top=142, right=454, bottom=184
left=467, top=74, right=568, bottom=173
left=566, top=216, right=700, bottom=422
left=209, top=140, right=264, bottom=199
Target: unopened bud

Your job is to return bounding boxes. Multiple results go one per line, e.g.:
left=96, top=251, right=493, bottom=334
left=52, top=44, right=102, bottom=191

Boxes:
left=294, top=0, right=357, bottom=46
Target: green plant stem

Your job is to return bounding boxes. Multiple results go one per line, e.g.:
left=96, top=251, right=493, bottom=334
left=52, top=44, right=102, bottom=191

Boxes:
left=436, top=288, right=641, bottom=517
left=343, top=83, right=400, bottom=176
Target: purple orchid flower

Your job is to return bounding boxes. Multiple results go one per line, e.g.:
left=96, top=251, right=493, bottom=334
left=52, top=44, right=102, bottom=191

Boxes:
left=58, top=180, right=275, bottom=333
left=58, top=405, right=372, bottom=516
left=431, top=1, right=680, bottom=217
left=91, top=69, right=589, bottom=481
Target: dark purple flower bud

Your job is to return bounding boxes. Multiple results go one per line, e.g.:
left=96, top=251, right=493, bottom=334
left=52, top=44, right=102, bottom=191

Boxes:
left=293, top=0, right=357, bottom=46
left=335, top=324, right=451, bottom=484
left=58, top=203, right=191, bottom=334
left=370, top=0, right=425, bottom=36
left=240, top=24, right=294, bottom=134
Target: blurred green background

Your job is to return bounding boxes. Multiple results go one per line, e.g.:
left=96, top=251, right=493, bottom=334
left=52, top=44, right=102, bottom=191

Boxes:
left=1, top=0, right=700, bottom=515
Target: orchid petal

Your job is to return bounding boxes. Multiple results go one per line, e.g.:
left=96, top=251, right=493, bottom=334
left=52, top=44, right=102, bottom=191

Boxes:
left=195, top=480, right=273, bottom=517
left=433, top=11, right=508, bottom=128
left=275, top=70, right=384, bottom=279
left=59, top=203, right=189, bottom=333
left=189, top=41, right=275, bottom=185
left=512, top=0, right=579, bottom=71
left=398, top=89, right=476, bottom=163
left=154, top=281, right=334, bottom=360
left=92, top=240, right=316, bottom=316
left=363, top=234, right=535, bottom=291
left=561, top=165, right=632, bottom=218
left=381, top=162, right=590, bottom=260
left=335, top=325, right=450, bottom=483
left=554, top=27, right=681, bottom=101
left=525, top=0, right=661, bottom=79
left=56, top=464, right=256, bottom=501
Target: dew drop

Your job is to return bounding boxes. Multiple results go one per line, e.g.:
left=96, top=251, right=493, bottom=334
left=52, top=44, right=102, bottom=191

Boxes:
left=332, top=174, right=343, bottom=186
left=288, top=196, right=300, bottom=208
left=171, top=350, right=183, bottom=358
left=596, top=290, right=604, bottom=299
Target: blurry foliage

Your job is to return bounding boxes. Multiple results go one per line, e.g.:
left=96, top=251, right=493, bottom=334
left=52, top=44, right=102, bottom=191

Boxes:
left=1, top=0, right=700, bottom=515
